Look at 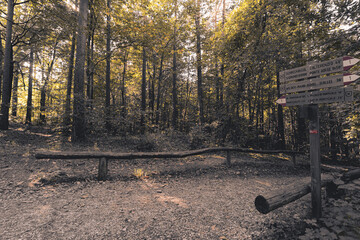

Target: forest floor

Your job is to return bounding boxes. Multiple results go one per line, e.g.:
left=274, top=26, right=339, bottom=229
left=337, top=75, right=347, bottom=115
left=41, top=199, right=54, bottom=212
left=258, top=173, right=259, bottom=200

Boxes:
left=0, top=125, right=359, bottom=239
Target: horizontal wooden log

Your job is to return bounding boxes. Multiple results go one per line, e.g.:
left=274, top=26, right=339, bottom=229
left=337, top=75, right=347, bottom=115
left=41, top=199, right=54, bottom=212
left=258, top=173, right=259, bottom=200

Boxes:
left=255, top=176, right=334, bottom=214
left=327, top=168, right=360, bottom=198
left=341, top=168, right=360, bottom=182
left=35, top=147, right=303, bottom=160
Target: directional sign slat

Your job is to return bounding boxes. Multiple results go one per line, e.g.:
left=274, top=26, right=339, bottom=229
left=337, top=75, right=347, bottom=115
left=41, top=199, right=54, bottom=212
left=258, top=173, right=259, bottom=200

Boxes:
left=280, top=56, right=359, bottom=83
left=276, top=87, right=353, bottom=106
left=280, top=74, right=359, bottom=94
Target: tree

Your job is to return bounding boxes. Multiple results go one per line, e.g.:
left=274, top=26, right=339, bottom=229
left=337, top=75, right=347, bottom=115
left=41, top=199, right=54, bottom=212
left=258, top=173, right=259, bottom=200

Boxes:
left=172, top=0, right=178, bottom=129
left=105, top=0, right=111, bottom=131
left=64, top=34, right=76, bottom=130
left=25, top=47, right=34, bottom=124
left=72, top=0, right=89, bottom=142
left=195, top=0, right=204, bottom=125
left=0, top=0, right=14, bottom=130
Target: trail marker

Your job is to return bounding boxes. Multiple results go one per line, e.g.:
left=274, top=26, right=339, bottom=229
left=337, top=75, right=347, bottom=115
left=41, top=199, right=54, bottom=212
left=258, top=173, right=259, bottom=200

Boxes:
left=276, top=56, right=359, bottom=219
left=280, top=56, right=359, bottom=83
left=280, top=74, right=359, bottom=94
left=277, top=87, right=353, bottom=106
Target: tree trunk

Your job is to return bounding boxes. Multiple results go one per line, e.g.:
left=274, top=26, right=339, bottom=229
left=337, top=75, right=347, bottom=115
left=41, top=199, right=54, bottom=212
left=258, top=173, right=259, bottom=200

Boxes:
left=140, top=47, right=147, bottom=132
left=218, top=0, right=225, bottom=109
left=72, top=0, right=89, bottom=142
left=40, top=40, right=58, bottom=124
left=105, top=0, right=111, bottom=131
left=25, top=47, right=34, bottom=125
left=0, top=0, right=14, bottom=130
left=195, top=0, right=204, bottom=125
left=276, top=70, right=285, bottom=149
left=172, top=1, right=178, bottom=129
left=121, top=51, right=127, bottom=117
left=11, top=67, right=18, bottom=117
left=149, top=60, right=155, bottom=122
left=86, top=0, right=95, bottom=106
left=0, top=31, right=4, bottom=102
left=64, top=34, right=76, bottom=129
left=155, top=53, right=164, bottom=125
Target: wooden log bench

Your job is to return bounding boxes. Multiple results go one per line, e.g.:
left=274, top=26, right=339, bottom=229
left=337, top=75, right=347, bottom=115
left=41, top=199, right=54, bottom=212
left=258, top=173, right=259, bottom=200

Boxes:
left=35, top=147, right=303, bottom=180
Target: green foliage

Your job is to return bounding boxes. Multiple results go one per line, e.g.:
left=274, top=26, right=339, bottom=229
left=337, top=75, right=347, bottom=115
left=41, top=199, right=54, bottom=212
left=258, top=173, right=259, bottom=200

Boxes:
left=0, top=0, right=359, bottom=158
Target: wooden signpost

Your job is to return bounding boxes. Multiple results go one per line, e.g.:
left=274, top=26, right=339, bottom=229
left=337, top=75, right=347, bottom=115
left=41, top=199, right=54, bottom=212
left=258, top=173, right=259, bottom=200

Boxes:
left=276, top=56, right=359, bottom=219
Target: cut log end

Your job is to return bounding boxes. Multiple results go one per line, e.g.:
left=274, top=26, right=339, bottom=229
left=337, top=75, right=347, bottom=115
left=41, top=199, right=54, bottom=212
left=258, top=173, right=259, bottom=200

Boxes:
left=255, top=195, right=270, bottom=214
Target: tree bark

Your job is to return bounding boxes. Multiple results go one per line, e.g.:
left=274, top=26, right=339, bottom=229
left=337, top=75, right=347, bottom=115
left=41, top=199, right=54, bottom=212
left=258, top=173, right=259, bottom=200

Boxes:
left=25, top=47, right=34, bottom=125
left=172, top=1, right=178, bottom=129
left=155, top=53, right=164, bottom=125
left=86, top=0, right=95, bottom=105
left=105, top=0, right=111, bottom=131
left=195, top=0, right=204, bottom=125
left=140, top=47, right=147, bottom=132
left=11, top=67, right=18, bottom=117
left=40, top=41, right=58, bottom=124
left=64, top=34, right=76, bottom=129
left=276, top=70, right=285, bottom=149
left=72, top=0, right=89, bottom=142
left=0, top=31, right=3, bottom=102
left=0, top=0, right=14, bottom=130
left=121, top=50, right=127, bottom=117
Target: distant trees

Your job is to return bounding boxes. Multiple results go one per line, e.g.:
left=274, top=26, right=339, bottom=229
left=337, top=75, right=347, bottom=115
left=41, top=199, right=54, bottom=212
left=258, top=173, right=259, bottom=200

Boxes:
left=0, top=0, right=358, bottom=156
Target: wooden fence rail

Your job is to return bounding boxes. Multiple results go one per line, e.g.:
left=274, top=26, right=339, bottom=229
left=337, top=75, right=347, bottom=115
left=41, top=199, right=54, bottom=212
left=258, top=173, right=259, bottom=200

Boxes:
left=35, top=147, right=303, bottom=180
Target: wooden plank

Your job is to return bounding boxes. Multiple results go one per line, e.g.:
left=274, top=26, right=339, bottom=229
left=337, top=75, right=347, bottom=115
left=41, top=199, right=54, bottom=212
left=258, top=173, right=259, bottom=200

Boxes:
left=280, top=74, right=359, bottom=94
left=279, top=56, right=359, bottom=83
left=308, top=57, right=343, bottom=78
left=35, top=147, right=303, bottom=160
left=277, top=87, right=353, bottom=106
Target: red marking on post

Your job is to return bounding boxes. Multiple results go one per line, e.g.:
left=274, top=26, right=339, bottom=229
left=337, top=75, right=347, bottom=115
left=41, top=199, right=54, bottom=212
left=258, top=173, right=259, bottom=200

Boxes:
left=310, top=130, right=318, bottom=134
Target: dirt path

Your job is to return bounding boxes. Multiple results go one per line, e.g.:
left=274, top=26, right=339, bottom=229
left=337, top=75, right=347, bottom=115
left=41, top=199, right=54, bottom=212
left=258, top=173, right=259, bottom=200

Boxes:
left=0, top=126, right=358, bottom=239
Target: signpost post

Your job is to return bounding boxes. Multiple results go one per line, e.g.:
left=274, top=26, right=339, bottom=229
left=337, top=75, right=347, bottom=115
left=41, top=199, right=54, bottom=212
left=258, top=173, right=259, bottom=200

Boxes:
left=276, top=56, right=359, bottom=219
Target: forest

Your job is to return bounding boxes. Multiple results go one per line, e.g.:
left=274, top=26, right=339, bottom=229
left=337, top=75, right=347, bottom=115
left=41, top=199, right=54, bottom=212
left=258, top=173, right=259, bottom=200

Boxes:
left=0, top=0, right=359, bottom=158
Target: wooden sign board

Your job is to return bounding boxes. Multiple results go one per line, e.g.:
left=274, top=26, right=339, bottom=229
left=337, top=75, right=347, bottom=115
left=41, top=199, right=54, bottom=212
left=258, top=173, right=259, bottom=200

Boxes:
left=276, top=87, right=353, bottom=106
left=280, top=56, right=359, bottom=83
left=280, top=74, right=359, bottom=94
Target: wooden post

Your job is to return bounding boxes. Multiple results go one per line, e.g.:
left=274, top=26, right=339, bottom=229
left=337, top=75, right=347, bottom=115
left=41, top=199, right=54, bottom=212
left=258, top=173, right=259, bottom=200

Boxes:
left=309, top=104, right=321, bottom=219
left=226, top=151, right=231, bottom=166
left=98, top=157, right=108, bottom=181
left=292, top=154, right=296, bottom=167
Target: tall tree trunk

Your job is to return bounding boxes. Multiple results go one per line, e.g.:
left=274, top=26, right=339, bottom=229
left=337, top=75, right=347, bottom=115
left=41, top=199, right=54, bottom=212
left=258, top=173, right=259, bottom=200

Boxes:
left=72, top=0, right=89, bottom=142
left=11, top=67, right=18, bottom=116
left=105, top=0, right=111, bottom=131
left=276, top=71, right=285, bottom=149
left=140, top=47, right=147, bottom=132
left=195, top=0, right=204, bottom=125
left=0, top=0, right=14, bottom=130
left=86, top=0, right=95, bottom=106
left=155, top=53, right=164, bottom=125
left=40, top=41, right=58, bottom=124
left=219, top=0, right=225, bottom=107
left=172, top=0, right=178, bottom=129
left=121, top=51, right=127, bottom=117
left=25, top=47, right=34, bottom=125
left=149, top=59, right=155, bottom=122
left=0, top=32, right=4, bottom=102
left=64, top=34, right=76, bottom=128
